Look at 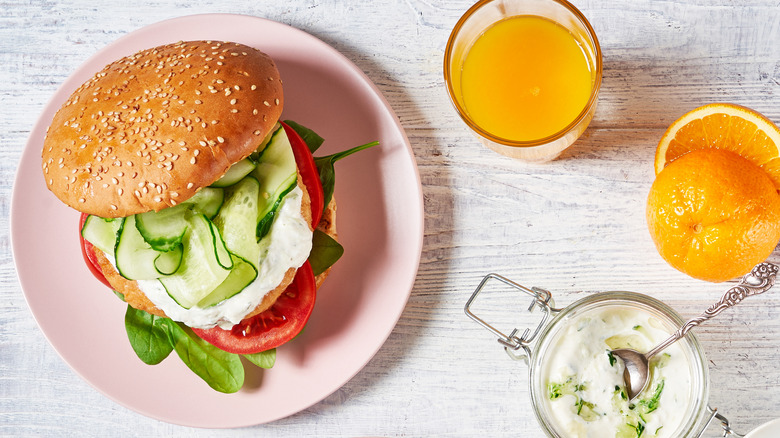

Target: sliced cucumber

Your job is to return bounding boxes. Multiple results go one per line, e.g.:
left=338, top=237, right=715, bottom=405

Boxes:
left=248, top=123, right=279, bottom=162
left=116, top=215, right=180, bottom=280
left=197, top=254, right=258, bottom=308
left=207, top=215, right=233, bottom=270
left=81, top=215, right=122, bottom=254
left=135, top=205, right=188, bottom=252
left=213, top=176, right=262, bottom=264
left=154, top=245, right=183, bottom=275
left=182, top=187, right=224, bottom=218
left=135, top=187, right=225, bottom=251
left=256, top=181, right=296, bottom=240
left=210, top=158, right=258, bottom=188
left=252, top=126, right=298, bottom=240
left=158, top=213, right=232, bottom=309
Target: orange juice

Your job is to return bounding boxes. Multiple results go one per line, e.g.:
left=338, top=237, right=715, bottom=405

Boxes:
left=459, top=15, right=593, bottom=142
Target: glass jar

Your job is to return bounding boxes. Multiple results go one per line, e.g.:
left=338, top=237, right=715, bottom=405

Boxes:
left=465, top=274, right=748, bottom=437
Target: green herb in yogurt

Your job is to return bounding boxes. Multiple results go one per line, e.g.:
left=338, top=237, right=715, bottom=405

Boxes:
left=547, top=376, right=600, bottom=421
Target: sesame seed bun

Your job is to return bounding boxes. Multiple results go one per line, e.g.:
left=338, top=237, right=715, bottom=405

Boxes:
left=42, top=40, right=284, bottom=218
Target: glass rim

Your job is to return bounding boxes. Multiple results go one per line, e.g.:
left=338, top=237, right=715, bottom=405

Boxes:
left=443, top=0, right=603, bottom=148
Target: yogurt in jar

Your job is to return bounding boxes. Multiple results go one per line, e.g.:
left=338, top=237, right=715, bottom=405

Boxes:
left=541, top=306, right=693, bottom=438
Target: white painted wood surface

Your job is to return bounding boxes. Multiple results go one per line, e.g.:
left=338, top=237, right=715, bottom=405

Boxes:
left=3, top=0, right=780, bottom=436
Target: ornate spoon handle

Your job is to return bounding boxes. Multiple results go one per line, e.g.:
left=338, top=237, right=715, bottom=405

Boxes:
left=645, top=262, right=779, bottom=360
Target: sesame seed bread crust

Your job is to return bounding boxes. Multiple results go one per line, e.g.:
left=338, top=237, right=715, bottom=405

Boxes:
left=42, top=41, right=284, bottom=218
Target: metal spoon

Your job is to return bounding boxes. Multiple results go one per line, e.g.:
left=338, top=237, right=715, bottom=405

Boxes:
left=612, top=262, right=778, bottom=401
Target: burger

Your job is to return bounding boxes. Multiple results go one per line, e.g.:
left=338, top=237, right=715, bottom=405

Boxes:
left=41, top=40, right=374, bottom=392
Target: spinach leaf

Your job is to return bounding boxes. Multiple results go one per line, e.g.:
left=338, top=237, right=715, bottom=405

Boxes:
left=314, top=141, right=379, bottom=213
left=166, top=321, right=245, bottom=394
left=283, top=120, right=324, bottom=153
left=125, top=305, right=173, bottom=365
left=243, top=349, right=276, bottom=369
left=309, top=229, right=344, bottom=276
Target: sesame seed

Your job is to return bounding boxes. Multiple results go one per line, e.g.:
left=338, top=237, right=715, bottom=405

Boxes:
left=187, top=183, right=194, bottom=189
left=263, top=101, right=270, bottom=107
left=110, top=205, right=118, bottom=210
left=251, top=85, right=257, bottom=90
left=190, top=157, right=197, bottom=164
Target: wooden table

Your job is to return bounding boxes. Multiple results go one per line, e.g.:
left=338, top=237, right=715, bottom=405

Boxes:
left=3, top=0, right=779, bottom=436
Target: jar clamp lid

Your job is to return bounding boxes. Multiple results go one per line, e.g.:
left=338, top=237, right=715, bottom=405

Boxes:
left=465, top=273, right=563, bottom=363
left=464, top=272, right=767, bottom=438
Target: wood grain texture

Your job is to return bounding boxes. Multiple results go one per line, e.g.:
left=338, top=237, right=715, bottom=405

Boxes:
left=2, top=0, right=780, bottom=436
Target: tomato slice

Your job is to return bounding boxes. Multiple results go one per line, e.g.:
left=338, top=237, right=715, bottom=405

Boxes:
left=192, top=261, right=316, bottom=354
left=282, top=121, right=324, bottom=226
left=79, top=213, right=113, bottom=289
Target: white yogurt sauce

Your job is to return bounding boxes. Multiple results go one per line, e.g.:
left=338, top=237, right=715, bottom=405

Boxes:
left=542, top=306, right=693, bottom=438
left=134, top=186, right=312, bottom=329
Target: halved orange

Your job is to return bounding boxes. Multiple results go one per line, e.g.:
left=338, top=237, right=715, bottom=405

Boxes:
left=655, top=103, right=780, bottom=191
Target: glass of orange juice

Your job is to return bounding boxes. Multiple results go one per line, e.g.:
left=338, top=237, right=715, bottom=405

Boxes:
left=445, top=0, right=602, bottom=162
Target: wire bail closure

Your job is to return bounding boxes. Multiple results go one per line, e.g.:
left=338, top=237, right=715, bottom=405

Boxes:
left=465, top=274, right=752, bottom=437
left=464, top=273, right=561, bottom=363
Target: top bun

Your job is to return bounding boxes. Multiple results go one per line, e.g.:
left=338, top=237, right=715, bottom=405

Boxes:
left=42, top=41, right=284, bottom=218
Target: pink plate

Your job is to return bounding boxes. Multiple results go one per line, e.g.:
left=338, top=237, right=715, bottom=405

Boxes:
left=11, top=14, right=422, bottom=428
